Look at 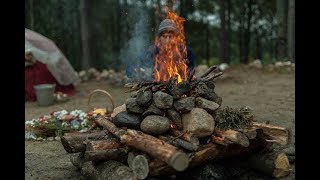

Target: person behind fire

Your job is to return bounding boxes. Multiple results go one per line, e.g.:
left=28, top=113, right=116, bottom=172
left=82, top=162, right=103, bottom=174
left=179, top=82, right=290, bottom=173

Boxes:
left=126, top=19, right=195, bottom=81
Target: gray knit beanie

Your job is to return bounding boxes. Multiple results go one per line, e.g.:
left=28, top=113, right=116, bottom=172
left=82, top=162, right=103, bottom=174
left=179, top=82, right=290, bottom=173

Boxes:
left=157, top=19, right=178, bottom=35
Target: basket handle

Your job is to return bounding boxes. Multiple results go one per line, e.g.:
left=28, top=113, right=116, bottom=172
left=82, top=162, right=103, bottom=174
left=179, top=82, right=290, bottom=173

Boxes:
left=87, top=89, right=115, bottom=114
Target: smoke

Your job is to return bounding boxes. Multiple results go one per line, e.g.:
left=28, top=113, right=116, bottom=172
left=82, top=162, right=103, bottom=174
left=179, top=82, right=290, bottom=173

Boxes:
left=119, top=2, right=153, bottom=81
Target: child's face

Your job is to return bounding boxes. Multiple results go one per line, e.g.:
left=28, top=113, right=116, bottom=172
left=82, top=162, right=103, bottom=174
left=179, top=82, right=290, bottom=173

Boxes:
left=159, top=31, right=175, bottom=46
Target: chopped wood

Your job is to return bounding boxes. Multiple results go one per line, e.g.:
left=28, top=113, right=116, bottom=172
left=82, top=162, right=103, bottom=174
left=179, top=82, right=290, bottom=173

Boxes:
left=214, top=129, right=250, bottom=147
left=95, top=116, right=189, bottom=171
left=61, top=131, right=112, bottom=153
left=158, top=135, right=199, bottom=152
left=200, top=65, right=217, bottom=78
left=252, top=122, right=288, bottom=145
left=84, top=148, right=128, bottom=162
left=248, top=152, right=291, bottom=178
left=127, top=152, right=150, bottom=179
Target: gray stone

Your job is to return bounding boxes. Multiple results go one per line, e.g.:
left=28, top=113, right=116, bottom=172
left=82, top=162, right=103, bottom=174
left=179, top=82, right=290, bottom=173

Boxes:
left=140, top=115, right=171, bottom=135
left=125, top=98, right=145, bottom=114
left=47, top=137, right=55, bottom=141
left=114, top=111, right=143, bottom=130
left=195, top=97, right=220, bottom=113
left=168, top=81, right=191, bottom=99
left=153, top=91, right=173, bottom=109
left=136, top=90, right=153, bottom=107
left=142, top=102, right=165, bottom=117
left=182, top=108, right=215, bottom=137
left=166, top=109, right=182, bottom=130
left=174, top=97, right=195, bottom=113
left=194, top=82, right=222, bottom=105
left=55, top=136, right=61, bottom=141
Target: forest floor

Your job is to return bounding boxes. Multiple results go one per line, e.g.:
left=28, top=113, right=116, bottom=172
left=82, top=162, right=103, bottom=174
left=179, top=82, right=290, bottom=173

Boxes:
left=25, top=64, right=295, bottom=180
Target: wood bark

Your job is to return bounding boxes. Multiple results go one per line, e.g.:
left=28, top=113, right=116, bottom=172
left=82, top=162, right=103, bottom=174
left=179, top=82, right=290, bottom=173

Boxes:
left=214, top=129, right=250, bottom=147
left=127, top=152, right=150, bottom=179
left=79, top=0, right=91, bottom=69
left=95, top=116, right=189, bottom=171
left=248, top=152, right=291, bottom=178
left=287, top=0, right=295, bottom=61
left=252, top=122, right=288, bottom=145
left=149, top=131, right=269, bottom=176
left=71, top=155, right=137, bottom=180
left=61, top=131, right=111, bottom=153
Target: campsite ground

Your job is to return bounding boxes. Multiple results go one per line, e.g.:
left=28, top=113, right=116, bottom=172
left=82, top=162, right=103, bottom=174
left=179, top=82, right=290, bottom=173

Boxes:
left=25, top=65, right=295, bottom=179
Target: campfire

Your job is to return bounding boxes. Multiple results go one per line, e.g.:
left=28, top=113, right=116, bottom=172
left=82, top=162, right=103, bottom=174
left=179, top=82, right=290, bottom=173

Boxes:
left=59, top=10, right=292, bottom=180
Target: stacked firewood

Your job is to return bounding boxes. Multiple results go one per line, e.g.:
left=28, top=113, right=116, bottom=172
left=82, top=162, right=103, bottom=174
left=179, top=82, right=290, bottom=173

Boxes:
left=61, top=66, right=292, bottom=179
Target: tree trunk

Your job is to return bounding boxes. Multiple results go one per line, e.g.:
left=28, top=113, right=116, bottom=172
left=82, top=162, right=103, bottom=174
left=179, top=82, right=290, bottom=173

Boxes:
left=243, top=0, right=253, bottom=64
left=79, top=0, right=91, bottom=69
left=226, top=0, right=231, bottom=64
left=166, top=0, right=174, bottom=11
left=255, top=29, right=262, bottom=59
left=238, top=2, right=245, bottom=64
left=287, top=0, right=295, bottom=62
left=276, top=0, right=288, bottom=60
left=219, top=0, right=227, bottom=64
left=155, top=0, right=161, bottom=29
left=29, top=0, right=34, bottom=29
left=95, top=117, right=189, bottom=171
left=206, top=22, right=210, bottom=65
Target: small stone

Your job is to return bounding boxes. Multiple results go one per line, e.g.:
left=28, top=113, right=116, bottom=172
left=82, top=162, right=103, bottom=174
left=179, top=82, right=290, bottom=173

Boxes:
left=55, top=136, right=61, bottom=141
left=173, top=97, right=195, bottom=113
left=47, top=137, right=55, bottom=141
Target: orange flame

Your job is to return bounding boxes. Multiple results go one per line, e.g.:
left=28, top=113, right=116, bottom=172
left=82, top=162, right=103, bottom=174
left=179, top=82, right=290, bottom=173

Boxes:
left=170, top=122, right=177, bottom=129
left=154, top=10, right=188, bottom=83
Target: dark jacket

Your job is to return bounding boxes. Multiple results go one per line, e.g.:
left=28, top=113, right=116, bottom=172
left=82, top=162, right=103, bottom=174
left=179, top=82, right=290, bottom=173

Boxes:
left=126, top=45, right=195, bottom=81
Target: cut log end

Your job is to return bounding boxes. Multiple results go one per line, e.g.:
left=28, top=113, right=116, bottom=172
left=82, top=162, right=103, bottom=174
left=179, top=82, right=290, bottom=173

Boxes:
left=131, top=155, right=149, bottom=179
left=61, top=136, right=75, bottom=153
left=273, top=153, right=291, bottom=178
left=169, top=152, right=189, bottom=171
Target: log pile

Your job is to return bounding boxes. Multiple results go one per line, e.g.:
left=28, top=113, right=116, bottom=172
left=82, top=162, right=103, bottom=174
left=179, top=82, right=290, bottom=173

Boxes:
left=60, top=66, right=292, bottom=179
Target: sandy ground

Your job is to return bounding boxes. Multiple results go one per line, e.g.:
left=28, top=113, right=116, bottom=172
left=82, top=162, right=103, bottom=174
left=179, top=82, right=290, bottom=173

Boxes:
left=25, top=65, right=295, bottom=180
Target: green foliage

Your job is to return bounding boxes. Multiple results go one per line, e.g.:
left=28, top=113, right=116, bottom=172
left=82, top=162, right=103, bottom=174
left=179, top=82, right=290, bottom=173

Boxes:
left=214, top=106, right=254, bottom=131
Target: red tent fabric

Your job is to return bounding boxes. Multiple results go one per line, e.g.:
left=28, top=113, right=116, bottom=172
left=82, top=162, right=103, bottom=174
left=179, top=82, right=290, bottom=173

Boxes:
left=25, top=61, right=76, bottom=101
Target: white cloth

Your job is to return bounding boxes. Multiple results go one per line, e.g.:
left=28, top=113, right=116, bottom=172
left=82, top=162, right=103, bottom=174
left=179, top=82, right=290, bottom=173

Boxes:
left=25, top=28, right=80, bottom=86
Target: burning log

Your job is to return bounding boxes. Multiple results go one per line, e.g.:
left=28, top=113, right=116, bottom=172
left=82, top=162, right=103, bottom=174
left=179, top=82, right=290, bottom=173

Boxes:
left=61, top=131, right=112, bottom=153
left=95, top=116, right=190, bottom=171
left=252, top=122, right=288, bottom=145
left=127, top=152, right=150, bottom=179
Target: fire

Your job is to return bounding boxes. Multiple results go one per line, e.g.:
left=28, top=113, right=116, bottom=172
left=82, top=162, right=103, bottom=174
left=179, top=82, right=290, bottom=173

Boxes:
left=154, top=10, right=188, bottom=83
left=170, top=122, right=177, bottom=129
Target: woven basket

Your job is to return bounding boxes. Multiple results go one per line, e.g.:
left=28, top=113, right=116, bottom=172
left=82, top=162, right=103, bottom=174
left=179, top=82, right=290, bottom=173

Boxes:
left=87, top=89, right=115, bottom=115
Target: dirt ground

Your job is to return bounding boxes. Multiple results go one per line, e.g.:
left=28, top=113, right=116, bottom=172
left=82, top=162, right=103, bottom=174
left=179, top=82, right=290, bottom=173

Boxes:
left=25, top=65, right=295, bottom=180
